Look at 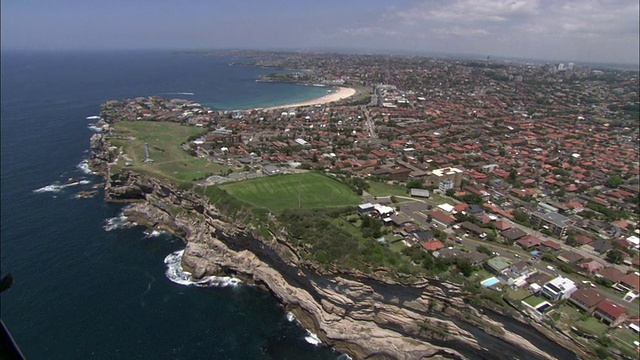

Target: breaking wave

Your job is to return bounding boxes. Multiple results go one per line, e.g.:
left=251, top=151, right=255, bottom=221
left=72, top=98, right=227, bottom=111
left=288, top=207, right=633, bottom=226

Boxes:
left=33, top=184, right=64, bottom=193
left=286, top=312, right=323, bottom=347
left=103, top=212, right=135, bottom=232
left=304, top=331, right=321, bottom=346
left=88, top=124, right=103, bottom=133
left=143, top=229, right=167, bottom=238
left=164, top=250, right=242, bottom=288
left=77, top=160, right=95, bottom=175
left=33, top=179, right=90, bottom=194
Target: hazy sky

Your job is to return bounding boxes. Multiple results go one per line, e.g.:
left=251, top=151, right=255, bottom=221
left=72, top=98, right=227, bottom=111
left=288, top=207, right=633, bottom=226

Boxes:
left=2, top=0, right=639, bottom=65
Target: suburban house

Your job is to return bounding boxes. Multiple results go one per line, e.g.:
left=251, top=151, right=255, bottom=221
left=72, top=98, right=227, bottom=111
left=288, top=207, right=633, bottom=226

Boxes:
left=460, top=221, right=486, bottom=238
left=593, top=300, right=628, bottom=327
left=541, top=276, right=577, bottom=302
left=557, top=251, right=584, bottom=264
left=501, top=227, right=527, bottom=242
left=539, top=240, right=562, bottom=252
left=614, top=272, right=640, bottom=293
left=568, top=288, right=606, bottom=313
left=516, top=235, right=544, bottom=250
left=501, top=260, right=537, bottom=287
left=411, top=230, right=435, bottom=243
left=589, top=239, right=614, bottom=255
left=428, top=210, right=456, bottom=228
left=597, top=267, right=625, bottom=284
left=485, top=256, right=511, bottom=275
left=433, top=247, right=461, bottom=260
left=578, top=259, right=605, bottom=274
left=463, top=251, right=489, bottom=266
left=421, top=240, right=445, bottom=252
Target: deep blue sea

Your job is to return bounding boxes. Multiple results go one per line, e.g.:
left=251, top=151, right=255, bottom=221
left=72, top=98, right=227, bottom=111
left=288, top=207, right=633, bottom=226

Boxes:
left=0, top=51, right=343, bottom=359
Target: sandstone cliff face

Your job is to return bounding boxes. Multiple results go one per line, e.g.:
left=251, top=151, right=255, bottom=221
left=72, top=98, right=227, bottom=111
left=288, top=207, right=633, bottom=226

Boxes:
left=93, top=168, right=588, bottom=360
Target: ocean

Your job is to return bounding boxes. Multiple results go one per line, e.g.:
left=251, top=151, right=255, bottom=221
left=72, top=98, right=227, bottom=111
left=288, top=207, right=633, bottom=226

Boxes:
left=0, top=50, right=343, bottom=359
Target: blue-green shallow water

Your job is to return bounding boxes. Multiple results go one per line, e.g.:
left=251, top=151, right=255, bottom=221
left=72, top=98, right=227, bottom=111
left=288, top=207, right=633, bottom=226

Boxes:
left=1, top=51, right=342, bottom=359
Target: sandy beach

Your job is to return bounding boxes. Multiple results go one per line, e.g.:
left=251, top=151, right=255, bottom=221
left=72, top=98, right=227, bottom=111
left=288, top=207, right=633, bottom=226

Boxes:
left=263, top=86, right=357, bottom=111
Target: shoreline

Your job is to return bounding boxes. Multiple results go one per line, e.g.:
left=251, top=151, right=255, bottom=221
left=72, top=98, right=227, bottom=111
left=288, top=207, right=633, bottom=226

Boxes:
left=260, top=86, right=357, bottom=111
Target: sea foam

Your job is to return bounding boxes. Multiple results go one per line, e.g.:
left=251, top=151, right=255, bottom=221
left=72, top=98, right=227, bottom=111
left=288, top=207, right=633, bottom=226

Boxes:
left=103, top=213, right=134, bottom=232
left=164, top=250, right=241, bottom=288
left=304, top=331, right=322, bottom=346
left=88, top=124, right=103, bottom=133
left=77, top=159, right=95, bottom=175
left=286, top=311, right=323, bottom=346
left=33, top=179, right=90, bottom=194
left=33, top=184, right=64, bottom=193
left=143, top=229, right=167, bottom=238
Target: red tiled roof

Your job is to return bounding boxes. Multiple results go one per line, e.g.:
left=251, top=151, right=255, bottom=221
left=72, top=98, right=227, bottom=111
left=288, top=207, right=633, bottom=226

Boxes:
left=596, top=300, right=627, bottom=320
left=574, top=234, right=593, bottom=245
left=619, top=273, right=640, bottom=290
left=517, top=235, right=544, bottom=248
left=598, top=267, right=625, bottom=283
left=421, top=240, right=445, bottom=252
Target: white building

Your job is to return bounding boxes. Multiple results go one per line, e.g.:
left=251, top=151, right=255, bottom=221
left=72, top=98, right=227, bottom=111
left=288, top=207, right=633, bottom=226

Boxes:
left=541, top=276, right=577, bottom=302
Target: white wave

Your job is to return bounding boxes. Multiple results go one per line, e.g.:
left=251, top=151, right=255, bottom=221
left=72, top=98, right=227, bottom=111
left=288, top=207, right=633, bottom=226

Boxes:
left=286, top=312, right=297, bottom=322
left=77, top=160, right=95, bottom=175
left=336, top=354, right=353, bottom=360
left=103, top=212, right=133, bottom=232
left=164, top=250, right=242, bottom=288
left=86, top=115, right=101, bottom=120
left=33, top=184, right=64, bottom=193
left=33, top=179, right=90, bottom=194
left=304, top=330, right=322, bottom=346
left=88, top=124, right=103, bottom=133
left=286, top=311, right=322, bottom=346
left=144, top=229, right=166, bottom=238
left=65, top=179, right=91, bottom=187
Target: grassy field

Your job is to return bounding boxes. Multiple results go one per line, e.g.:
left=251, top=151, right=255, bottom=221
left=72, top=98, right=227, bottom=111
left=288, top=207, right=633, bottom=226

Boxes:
left=523, top=295, right=546, bottom=308
left=575, top=317, right=609, bottom=337
left=219, top=172, right=362, bottom=213
left=366, top=181, right=408, bottom=197
left=109, top=121, right=229, bottom=185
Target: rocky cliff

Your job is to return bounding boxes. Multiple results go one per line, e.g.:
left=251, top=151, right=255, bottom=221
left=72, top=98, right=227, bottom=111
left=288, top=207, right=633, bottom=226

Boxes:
left=89, top=132, right=589, bottom=360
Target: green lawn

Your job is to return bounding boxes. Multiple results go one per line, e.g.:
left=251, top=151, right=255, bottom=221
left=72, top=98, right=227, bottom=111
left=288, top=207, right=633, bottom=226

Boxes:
left=110, top=121, right=228, bottom=185
left=429, top=193, right=455, bottom=205
left=523, top=295, right=546, bottom=308
left=505, top=287, right=531, bottom=301
left=219, top=172, right=361, bottom=213
left=611, top=328, right=640, bottom=356
left=388, top=238, right=409, bottom=253
left=366, top=181, right=408, bottom=197
left=575, top=317, right=609, bottom=337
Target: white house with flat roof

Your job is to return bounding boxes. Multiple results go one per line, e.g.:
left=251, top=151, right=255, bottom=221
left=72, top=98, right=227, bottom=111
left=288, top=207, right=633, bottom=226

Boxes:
left=541, top=276, right=577, bottom=302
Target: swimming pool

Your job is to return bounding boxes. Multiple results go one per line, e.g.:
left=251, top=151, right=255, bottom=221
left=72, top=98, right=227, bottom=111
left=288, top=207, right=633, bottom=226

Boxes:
left=481, top=277, right=501, bottom=287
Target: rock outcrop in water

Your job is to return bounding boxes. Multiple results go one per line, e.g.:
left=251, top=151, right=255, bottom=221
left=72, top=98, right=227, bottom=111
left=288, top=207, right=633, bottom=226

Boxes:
left=89, top=131, right=591, bottom=360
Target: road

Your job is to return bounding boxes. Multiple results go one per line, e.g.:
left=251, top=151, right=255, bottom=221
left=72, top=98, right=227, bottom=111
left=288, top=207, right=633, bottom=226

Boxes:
left=361, top=106, right=378, bottom=140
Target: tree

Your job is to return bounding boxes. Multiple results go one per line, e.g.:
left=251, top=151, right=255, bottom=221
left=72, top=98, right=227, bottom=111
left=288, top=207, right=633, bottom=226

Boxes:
left=446, top=189, right=456, bottom=197
left=476, top=245, right=492, bottom=256
left=456, top=258, right=475, bottom=277
left=461, top=194, right=482, bottom=205
left=606, top=249, right=624, bottom=265
left=406, top=179, right=424, bottom=189
left=606, top=175, right=624, bottom=188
